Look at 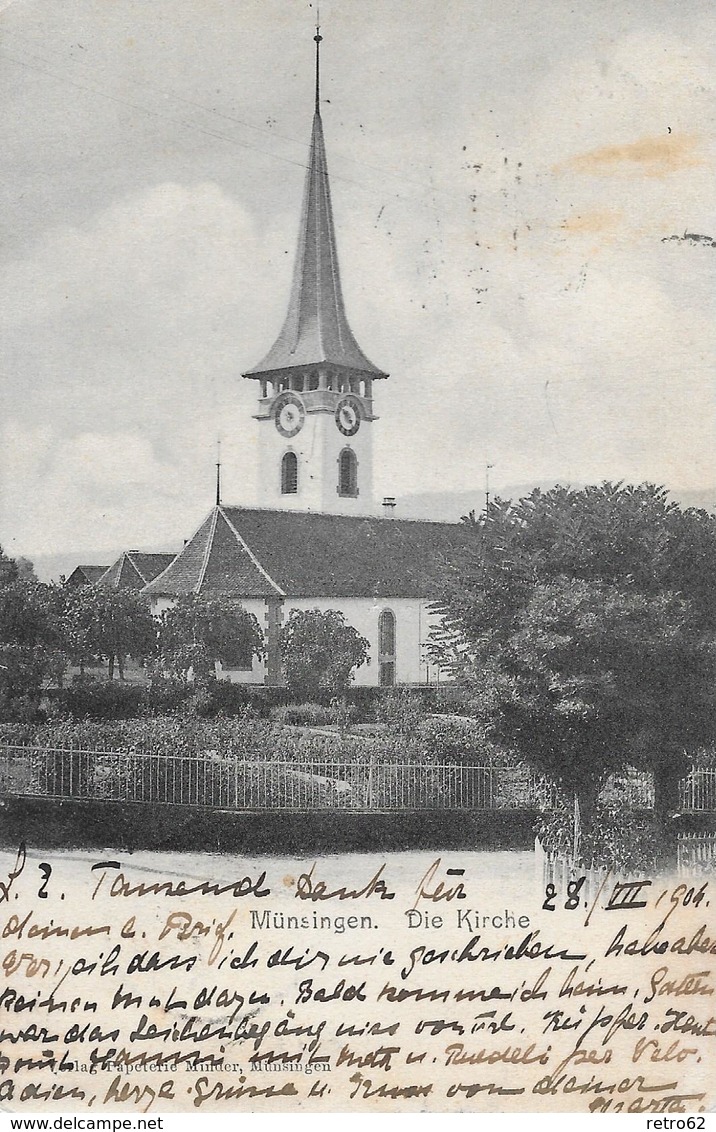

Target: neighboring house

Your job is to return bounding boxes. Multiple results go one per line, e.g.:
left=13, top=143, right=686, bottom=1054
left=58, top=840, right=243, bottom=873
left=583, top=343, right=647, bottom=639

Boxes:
left=64, top=565, right=110, bottom=587
left=99, top=551, right=177, bottom=591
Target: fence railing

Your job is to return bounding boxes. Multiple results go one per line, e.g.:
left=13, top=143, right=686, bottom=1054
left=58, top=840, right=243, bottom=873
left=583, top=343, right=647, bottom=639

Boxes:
left=602, top=766, right=716, bottom=813
left=678, top=832, right=716, bottom=874
left=539, top=831, right=716, bottom=889
left=680, top=768, right=716, bottom=814
left=1, top=744, right=715, bottom=814
left=0, top=744, right=548, bottom=812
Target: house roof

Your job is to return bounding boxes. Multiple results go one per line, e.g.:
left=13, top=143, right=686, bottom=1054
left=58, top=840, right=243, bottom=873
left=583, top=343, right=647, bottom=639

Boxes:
left=243, top=110, right=387, bottom=380
left=99, top=551, right=177, bottom=591
left=142, top=505, right=472, bottom=600
left=64, top=564, right=110, bottom=586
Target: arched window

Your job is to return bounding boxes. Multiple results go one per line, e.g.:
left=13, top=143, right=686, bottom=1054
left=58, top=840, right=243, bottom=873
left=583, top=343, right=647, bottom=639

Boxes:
left=338, top=448, right=358, bottom=497
left=281, top=451, right=298, bottom=494
left=378, top=610, right=396, bottom=687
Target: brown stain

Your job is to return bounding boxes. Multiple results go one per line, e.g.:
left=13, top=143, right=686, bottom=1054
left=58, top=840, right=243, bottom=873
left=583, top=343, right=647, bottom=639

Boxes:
left=559, top=133, right=701, bottom=178
left=560, top=209, right=622, bottom=235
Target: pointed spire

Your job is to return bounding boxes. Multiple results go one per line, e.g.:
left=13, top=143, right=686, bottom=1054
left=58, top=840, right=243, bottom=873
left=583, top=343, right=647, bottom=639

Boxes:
left=244, top=28, right=387, bottom=380
left=314, top=22, right=322, bottom=115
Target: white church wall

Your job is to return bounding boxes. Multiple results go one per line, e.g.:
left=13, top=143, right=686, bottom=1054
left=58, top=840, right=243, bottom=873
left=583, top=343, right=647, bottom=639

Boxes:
left=278, top=596, right=442, bottom=687
left=148, top=593, right=450, bottom=688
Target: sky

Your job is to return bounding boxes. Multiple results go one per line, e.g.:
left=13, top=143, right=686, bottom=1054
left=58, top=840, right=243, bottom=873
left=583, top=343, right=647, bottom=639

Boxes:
left=0, top=0, right=714, bottom=577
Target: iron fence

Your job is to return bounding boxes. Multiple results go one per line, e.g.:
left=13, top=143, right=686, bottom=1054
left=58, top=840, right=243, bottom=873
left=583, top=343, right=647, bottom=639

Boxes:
left=679, top=767, right=716, bottom=813
left=0, top=744, right=545, bottom=812
left=599, top=766, right=716, bottom=813
left=1, top=744, right=715, bottom=814
left=538, top=833, right=716, bottom=888
left=678, top=832, right=716, bottom=875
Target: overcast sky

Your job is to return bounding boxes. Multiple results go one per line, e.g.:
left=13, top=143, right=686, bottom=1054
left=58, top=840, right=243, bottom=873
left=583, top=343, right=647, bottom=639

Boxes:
left=1, top=0, right=714, bottom=573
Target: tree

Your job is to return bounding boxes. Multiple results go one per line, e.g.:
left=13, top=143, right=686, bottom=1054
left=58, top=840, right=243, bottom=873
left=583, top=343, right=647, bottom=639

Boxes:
left=59, top=586, right=98, bottom=676
left=15, top=557, right=37, bottom=582
left=279, top=608, right=370, bottom=700
left=157, top=594, right=264, bottom=682
left=61, top=586, right=157, bottom=679
left=0, top=546, right=66, bottom=710
left=430, top=484, right=716, bottom=862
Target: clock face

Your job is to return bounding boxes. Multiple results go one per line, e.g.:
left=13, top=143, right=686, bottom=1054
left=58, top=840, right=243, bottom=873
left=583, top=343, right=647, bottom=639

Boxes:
left=335, top=395, right=361, bottom=436
left=274, top=392, right=305, bottom=438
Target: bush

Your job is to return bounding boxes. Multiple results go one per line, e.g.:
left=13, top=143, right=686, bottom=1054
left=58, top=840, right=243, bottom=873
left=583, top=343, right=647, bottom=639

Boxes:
left=143, top=676, right=190, bottom=716
left=243, top=686, right=293, bottom=717
left=536, top=796, right=663, bottom=872
left=273, top=703, right=331, bottom=726
left=434, top=685, right=476, bottom=716
left=198, top=681, right=259, bottom=718
left=417, top=716, right=488, bottom=764
left=271, top=702, right=358, bottom=727
left=179, top=685, right=217, bottom=719
left=0, top=715, right=275, bottom=763
left=149, top=680, right=294, bottom=720
left=0, top=694, right=44, bottom=724
left=375, top=690, right=426, bottom=737
left=53, top=676, right=289, bottom=722
left=57, top=678, right=145, bottom=720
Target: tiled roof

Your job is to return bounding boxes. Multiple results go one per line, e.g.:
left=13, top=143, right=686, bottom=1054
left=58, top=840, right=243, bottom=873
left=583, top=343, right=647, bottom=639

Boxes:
left=128, top=552, right=176, bottom=584
left=143, top=510, right=280, bottom=599
left=99, top=551, right=177, bottom=591
left=243, top=112, right=387, bottom=380
left=64, top=565, right=110, bottom=586
left=143, top=506, right=471, bottom=600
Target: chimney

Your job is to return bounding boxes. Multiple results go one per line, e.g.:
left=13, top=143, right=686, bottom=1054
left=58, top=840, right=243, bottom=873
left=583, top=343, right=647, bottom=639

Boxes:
left=382, top=496, right=396, bottom=516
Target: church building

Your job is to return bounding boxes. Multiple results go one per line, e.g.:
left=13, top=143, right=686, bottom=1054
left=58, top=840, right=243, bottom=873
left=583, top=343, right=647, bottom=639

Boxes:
left=82, top=32, right=473, bottom=687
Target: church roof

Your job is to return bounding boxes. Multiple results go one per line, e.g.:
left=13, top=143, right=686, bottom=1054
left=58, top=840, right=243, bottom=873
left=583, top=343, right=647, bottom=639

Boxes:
left=141, top=509, right=280, bottom=599
left=243, top=109, right=387, bottom=379
left=99, top=551, right=177, bottom=591
left=142, top=506, right=471, bottom=600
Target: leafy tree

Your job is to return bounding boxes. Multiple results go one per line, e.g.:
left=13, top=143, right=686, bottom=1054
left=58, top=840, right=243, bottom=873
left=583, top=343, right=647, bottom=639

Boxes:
left=58, top=586, right=98, bottom=676
left=0, top=546, right=66, bottom=711
left=430, top=484, right=716, bottom=863
left=0, top=547, right=18, bottom=588
left=279, top=609, right=370, bottom=700
left=15, top=557, right=37, bottom=582
left=157, top=594, right=264, bottom=683
left=61, top=586, right=157, bottom=679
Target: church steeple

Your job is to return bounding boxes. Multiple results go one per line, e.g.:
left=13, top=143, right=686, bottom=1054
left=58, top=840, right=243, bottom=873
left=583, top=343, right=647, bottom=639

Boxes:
left=244, top=30, right=387, bottom=380
left=314, top=23, right=321, bottom=115
left=243, top=28, right=387, bottom=516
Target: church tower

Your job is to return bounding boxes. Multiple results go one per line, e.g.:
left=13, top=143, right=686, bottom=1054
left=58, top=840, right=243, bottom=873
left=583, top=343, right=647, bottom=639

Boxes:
left=243, top=29, right=388, bottom=514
